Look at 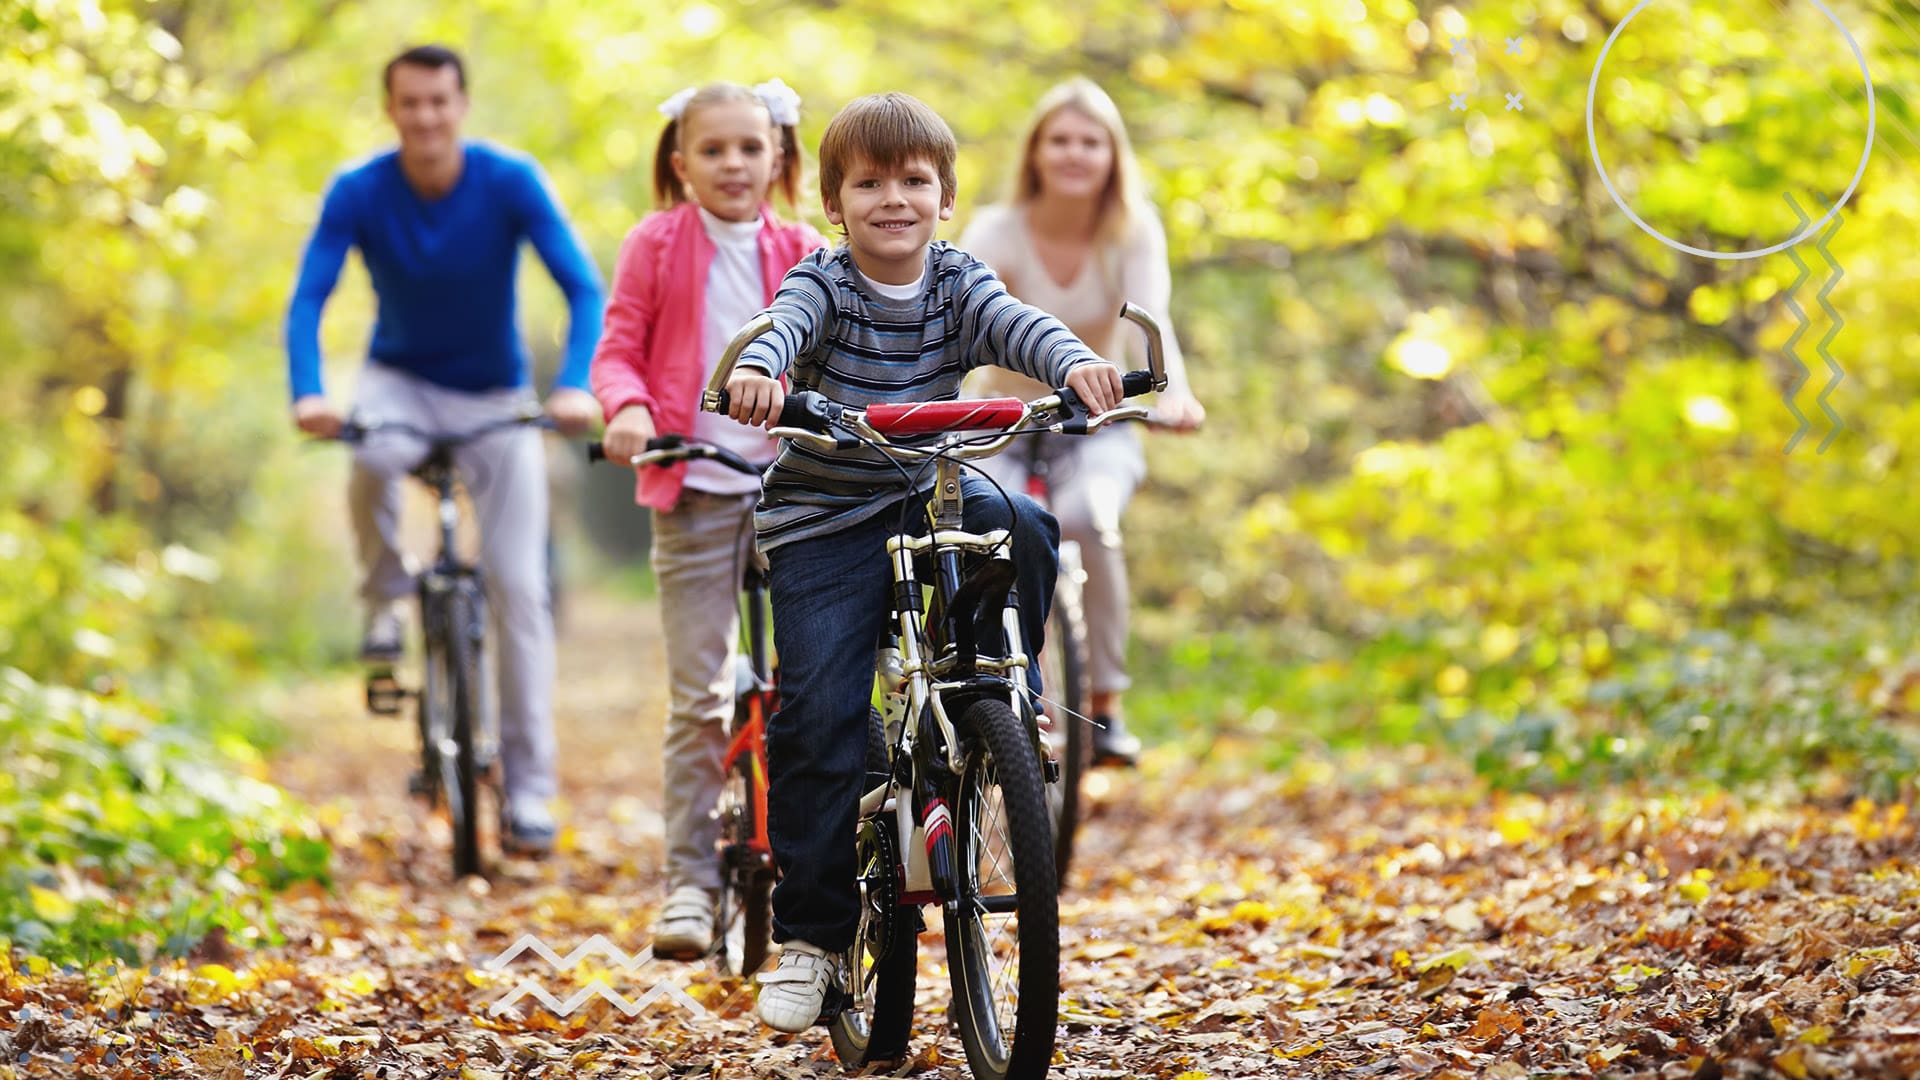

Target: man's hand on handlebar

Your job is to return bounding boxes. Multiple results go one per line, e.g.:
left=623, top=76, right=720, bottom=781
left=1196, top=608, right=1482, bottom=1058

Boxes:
left=726, top=369, right=785, bottom=429
left=293, top=395, right=344, bottom=439
left=603, top=405, right=657, bottom=465
left=1065, top=360, right=1125, bottom=417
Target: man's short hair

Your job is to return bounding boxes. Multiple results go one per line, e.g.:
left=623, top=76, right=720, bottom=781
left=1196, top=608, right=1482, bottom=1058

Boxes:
left=384, top=44, right=467, bottom=94
left=818, top=92, right=957, bottom=210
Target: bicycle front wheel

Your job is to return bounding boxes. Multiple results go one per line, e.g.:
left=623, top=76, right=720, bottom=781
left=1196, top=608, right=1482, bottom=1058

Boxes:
left=950, top=697, right=1059, bottom=1080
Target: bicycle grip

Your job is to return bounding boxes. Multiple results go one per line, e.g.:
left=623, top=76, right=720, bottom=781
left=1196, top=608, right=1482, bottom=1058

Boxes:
left=586, top=435, right=684, bottom=464
left=1121, top=369, right=1155, bottom=398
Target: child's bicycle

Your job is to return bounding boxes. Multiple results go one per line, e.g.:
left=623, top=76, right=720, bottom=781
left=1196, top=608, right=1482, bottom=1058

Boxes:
left=330, top=411, right=555, bottom=880
left=585, top=434, right=780, bottom=975
left=706, top=304, right=1166, bottom=1080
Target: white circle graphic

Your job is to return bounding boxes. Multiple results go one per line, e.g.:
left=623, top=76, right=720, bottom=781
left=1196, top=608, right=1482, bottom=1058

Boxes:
left=1585, top=0, right=1876, bottom=260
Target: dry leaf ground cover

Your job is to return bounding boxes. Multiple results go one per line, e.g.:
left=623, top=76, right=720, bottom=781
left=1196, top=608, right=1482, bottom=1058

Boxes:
left=6, top=593, right=1920, bottom=1078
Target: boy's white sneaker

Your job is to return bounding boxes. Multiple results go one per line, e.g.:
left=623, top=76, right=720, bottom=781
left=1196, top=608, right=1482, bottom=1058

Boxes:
left=652, top=885, right=716, bottom=960
left=755, top=940, right=836, bottom=1032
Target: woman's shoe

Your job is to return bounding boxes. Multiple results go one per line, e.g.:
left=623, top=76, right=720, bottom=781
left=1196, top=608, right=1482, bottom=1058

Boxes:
left=1089, top=713, right=1141, bottom=767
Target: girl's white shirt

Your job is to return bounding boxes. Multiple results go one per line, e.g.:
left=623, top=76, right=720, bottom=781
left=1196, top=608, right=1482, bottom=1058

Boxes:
left=690, top=205, right=779, bottom=496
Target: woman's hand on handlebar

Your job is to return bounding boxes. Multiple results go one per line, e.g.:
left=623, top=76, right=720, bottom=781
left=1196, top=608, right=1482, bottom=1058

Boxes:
left=1155, top=389, right=1206, bottom=432
left=1065, top=360, right=1125, bottom=417
left=603, top=405, right=657, bottom=465
left=726, top=370, right=785, bottom=429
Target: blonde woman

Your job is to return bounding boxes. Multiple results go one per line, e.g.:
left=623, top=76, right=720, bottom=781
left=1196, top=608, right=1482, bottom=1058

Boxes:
left=960, top=77, right=1204, bottom=767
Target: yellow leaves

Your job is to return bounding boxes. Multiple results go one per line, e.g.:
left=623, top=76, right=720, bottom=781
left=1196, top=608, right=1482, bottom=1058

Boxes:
left=1436, top=665, right=1469, bottom=696
left=28, top=885, right=76, bottom=924
left=1843, top=947, right=1895, bottom=980
left=1418, top=946, right=1477, bottom=973
left=1274, top=1041, right=1323, bottom=1059
left=1676, top=868, right=1714, bottom=904
left=327, top=970, right=381, bottom=998
left=1797, top=1025, right=1833, bottom=1045
left=186, top=963, right=249, bottom=1004
left=1774, top=1045, right=1812, bottom=1079
left=1173, top=1071, right=1210, bottom=1080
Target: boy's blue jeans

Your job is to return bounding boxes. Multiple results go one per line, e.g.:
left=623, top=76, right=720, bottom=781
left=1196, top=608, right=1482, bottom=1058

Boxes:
left=764, top=476, right=1060, bottom=952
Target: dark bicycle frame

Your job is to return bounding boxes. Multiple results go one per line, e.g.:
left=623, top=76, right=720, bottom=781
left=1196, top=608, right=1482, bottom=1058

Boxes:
left=339, top=411, right=553, bottom=878
left=587, top=434, right=779, bottom=971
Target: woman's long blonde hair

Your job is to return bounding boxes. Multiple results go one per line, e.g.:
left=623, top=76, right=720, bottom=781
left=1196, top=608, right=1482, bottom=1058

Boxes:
left=1008, top=78, right=1147, bottom=247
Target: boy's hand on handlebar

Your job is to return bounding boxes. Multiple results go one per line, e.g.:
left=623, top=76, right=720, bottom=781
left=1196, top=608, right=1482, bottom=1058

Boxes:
left=727, top=370, right=784, bottom=429
left=603, top=405, right=657, bottom=464
left=293, top=395, right=343, bottom=439
left=1066, top=361, right=1125, bottom=417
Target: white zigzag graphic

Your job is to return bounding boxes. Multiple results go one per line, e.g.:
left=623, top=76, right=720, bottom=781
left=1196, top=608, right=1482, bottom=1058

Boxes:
left=488, top=978, right=708, bottom=1018
left=483, top=935, right=705, bottom=1019
left=484, top=934, right=652, bottom=972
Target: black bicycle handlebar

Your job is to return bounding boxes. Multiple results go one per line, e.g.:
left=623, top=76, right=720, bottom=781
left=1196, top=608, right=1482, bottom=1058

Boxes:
left=585, top=434, right=763, bottom=476
left=329, top=412, right=555, bottom=447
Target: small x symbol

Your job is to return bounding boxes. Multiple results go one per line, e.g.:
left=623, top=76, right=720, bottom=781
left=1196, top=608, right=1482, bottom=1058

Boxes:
left=1449, top=94, right=1467, bottom=111
left=1506, top=36, right=1523, bottom=55
left=1505, top=93, right=1525, bottom=111
left=1449, top=37, right=1468, bottom=55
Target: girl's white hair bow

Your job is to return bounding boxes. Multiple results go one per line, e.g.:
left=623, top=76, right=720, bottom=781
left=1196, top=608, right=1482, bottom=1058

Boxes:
left=657, top=87, right=696, bottom=121
left=754, top=78, right=802, bottom=127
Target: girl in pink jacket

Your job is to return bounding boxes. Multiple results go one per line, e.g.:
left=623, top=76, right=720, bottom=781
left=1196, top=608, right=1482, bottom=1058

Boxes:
left=589, top=80, right=825, bottom=960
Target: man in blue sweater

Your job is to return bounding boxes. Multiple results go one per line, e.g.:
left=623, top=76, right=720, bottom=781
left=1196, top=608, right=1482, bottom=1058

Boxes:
left=285, top=44, right=604, bottom=853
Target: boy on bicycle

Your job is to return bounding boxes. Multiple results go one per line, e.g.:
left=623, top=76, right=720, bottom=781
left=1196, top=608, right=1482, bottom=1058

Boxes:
left=722, top=91, right=1123, bottom=1032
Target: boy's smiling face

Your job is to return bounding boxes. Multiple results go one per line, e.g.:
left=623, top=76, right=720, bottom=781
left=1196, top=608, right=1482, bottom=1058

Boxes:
left=826, top=154, right=954, bottom=286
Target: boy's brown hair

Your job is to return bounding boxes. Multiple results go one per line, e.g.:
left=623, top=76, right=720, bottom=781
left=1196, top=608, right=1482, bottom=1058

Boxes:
left=818, top=92, right=958, bottom=212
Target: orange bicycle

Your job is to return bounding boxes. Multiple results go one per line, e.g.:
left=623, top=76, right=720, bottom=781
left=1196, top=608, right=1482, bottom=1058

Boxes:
left=587, top=435, right=778, bottom=974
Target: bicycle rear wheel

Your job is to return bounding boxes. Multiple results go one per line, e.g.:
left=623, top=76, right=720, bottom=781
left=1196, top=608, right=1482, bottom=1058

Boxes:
left=445, top=583, right=485, bottom=878
left=829, top=816, right=918, bottom=1067
left=1040, top=544, right=1090, bottom=889
left=949, top=697, right=1059, bottom=1080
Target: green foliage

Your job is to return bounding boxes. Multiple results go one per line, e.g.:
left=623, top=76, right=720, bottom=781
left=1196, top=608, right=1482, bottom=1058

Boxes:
left=0, top=670, right=330, bottom=966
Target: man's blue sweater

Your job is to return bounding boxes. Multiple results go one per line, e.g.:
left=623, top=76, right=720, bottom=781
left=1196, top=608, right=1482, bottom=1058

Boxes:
left=286, top=141, right=604, bottom=400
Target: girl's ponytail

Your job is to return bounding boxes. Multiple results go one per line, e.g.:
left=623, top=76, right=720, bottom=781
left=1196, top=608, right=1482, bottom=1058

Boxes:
left=652, top=117, right=685, bottom=208
left=774, top=123, right=803, bottom=208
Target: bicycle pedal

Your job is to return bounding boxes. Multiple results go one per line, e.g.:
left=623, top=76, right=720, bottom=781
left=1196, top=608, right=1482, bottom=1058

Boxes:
left=365, top=670, right=407, bottom=716
left=1043, top=758, right=1061, bottom=784
left=812, top=984, right=849, bottom=1027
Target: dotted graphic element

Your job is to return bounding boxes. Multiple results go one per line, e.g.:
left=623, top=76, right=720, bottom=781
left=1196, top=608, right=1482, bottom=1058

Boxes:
left=1586, top=0, right=1875, bottom=260
left=1450, top=36, right=1470, bottom=55
left=1506, top=93, right=1526, bottom=111
left=1506, top=36, right=1524, bottom=55
left=1450, top=93, right=1468, bottom=111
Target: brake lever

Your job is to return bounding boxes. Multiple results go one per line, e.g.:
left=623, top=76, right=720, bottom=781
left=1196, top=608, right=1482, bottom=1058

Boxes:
left=1047, top=387, right=1091, bottom=436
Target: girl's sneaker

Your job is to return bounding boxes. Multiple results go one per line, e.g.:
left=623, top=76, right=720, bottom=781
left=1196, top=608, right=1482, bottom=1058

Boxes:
left=755, top=940, right=836, bottom=1032
left=652, top=886, right=716, bottom=959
